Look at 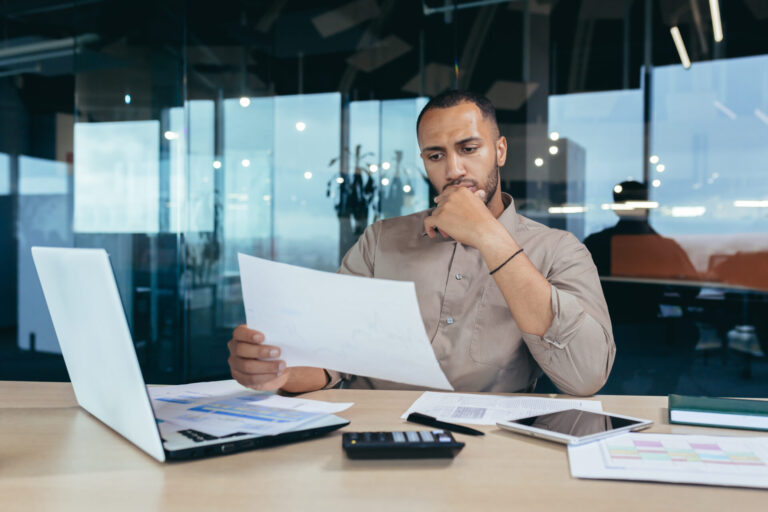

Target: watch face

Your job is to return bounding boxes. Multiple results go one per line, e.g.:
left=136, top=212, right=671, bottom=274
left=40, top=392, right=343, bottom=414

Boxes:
left=511, top=409, right=642, bottom=437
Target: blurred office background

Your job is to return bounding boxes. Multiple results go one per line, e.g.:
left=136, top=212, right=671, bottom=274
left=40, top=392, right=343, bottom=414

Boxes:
left=0, top=0, right=766, bottom=395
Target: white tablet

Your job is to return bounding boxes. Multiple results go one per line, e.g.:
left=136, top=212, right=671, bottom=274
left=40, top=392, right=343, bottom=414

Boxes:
left=497, top=408, right=653, bottom=445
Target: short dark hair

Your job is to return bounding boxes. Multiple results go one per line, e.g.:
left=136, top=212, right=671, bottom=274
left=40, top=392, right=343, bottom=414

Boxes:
left=416, top=90, right=499, bottom=136
left=613, top=180, right=647, bottom=203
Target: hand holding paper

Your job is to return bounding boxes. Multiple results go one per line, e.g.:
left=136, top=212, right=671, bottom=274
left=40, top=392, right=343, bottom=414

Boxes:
left=237, top=253, right=453, bottom=390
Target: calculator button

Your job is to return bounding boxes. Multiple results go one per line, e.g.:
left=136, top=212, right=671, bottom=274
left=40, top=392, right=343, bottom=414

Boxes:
left=438, top=435, right=452, bottom=442
left=393, top=432, right=406, bottom=443
left=406, top=431, right=421, bottom=442
left=419, top=431, right=435, bottom=442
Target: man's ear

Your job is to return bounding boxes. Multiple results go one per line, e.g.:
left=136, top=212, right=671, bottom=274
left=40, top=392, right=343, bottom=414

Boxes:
left=496, top=136, right=508, bottom=167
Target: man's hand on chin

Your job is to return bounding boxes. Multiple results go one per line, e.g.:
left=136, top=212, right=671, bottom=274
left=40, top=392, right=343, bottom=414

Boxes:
left=423, top=186, right=508, bottom=250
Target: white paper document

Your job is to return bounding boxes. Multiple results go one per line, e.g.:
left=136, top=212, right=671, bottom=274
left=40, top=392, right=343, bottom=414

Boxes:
left=149, top=380, right=353, bottom=437
left=238, top=253, right=453, bottom=390
left=166, top=397, right=327, bottom=437
left=568, top=433, right=768, bottom=489
left=255, top=394, right=354, bottom=415
left=401, top=392, right=603, bottom=425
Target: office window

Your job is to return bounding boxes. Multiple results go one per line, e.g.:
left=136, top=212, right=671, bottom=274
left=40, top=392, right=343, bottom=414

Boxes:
left=1, top=0, right=766, bottom=395
left=274, top=93, right=341, bottom=271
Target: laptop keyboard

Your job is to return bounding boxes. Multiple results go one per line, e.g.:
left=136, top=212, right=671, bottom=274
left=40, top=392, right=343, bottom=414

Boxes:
left=178, top=429, right=248, bottom=443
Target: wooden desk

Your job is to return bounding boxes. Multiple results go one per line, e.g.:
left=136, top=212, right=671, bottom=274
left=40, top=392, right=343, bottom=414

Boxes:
left=0, top=382, right=765, bottom=511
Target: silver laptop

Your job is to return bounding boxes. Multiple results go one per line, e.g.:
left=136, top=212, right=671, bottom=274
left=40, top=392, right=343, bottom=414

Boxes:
left=31, top=246, right=348, bottom=462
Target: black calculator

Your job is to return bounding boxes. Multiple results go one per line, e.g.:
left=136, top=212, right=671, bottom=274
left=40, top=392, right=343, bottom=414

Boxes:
left=342, top=430, right=465, bottom=459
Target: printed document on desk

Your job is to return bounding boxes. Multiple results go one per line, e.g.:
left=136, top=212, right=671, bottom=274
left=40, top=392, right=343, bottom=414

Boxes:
left=401, top=392, right=603, bottom=425
left=238, top=253, right=453, bottom=390
left=149, top=380, right=354, bottom=437
left=568, top=432, right=768, bottom=489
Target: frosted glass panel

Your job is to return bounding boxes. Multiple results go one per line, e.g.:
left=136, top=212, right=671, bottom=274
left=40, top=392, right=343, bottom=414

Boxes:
left=19, top=155, right=69, bottom=195
left=74, top=121, right=160, bottom=233
left=0, top=153, right=10, bottom=195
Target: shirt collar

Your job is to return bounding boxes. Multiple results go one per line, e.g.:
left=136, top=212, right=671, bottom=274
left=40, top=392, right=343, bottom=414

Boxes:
left=420, top=192, right=518, bottom=238
left=497, top=192, right=518, bottom=234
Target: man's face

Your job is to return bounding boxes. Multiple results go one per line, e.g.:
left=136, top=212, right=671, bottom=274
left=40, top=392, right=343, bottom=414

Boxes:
left=417, top=102, right=507, bottom=207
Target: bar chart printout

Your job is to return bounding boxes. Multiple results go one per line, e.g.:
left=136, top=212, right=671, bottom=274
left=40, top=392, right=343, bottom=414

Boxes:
left=568, top=433, right=768, bottom=489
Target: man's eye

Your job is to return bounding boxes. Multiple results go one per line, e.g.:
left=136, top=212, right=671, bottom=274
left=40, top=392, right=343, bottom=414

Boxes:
left=463, top=146, right=477, bottom=153
left=429, top=154, right=443, bottom=161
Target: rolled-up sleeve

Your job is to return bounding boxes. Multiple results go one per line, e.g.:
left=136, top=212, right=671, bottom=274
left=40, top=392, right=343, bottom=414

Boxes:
left=521, top=232, right=616, bottom=396
left=321, top=222, right=380, bottom=389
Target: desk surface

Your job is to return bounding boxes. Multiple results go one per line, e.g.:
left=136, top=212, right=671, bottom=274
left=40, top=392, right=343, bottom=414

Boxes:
left=1, top=382, right=766, bottom=511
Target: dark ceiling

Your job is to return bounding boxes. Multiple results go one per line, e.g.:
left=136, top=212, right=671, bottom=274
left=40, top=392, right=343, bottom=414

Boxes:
left=1, top=0, right=767, bottom=120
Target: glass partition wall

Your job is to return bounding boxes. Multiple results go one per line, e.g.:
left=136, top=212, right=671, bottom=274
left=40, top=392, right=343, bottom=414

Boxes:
left=1, top=0, right=766, bottom=394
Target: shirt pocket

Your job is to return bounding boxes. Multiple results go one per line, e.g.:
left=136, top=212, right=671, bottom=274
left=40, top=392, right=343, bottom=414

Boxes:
left=469, top=280, right=524, bottom=368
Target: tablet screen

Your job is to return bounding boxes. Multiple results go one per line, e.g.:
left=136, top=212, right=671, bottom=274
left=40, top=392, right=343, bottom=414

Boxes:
left=510, top=409, right=642, bottom=437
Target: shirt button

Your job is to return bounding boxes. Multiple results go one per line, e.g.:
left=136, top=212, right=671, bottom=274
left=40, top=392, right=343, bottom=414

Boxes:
left=455, top=273, right=463, bottom=280
left=446, top=317, right=455, bottom=325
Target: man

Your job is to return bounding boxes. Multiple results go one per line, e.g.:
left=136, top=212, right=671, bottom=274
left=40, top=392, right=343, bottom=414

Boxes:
left=583, top=180, right=696, bottom=278
left=228, top=90, right=615, bottom=396
left=583, top=180, right=698, bottom=321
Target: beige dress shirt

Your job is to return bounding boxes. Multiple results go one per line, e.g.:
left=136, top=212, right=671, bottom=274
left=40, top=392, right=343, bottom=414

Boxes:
left=328, top=193, right=616, bottom=396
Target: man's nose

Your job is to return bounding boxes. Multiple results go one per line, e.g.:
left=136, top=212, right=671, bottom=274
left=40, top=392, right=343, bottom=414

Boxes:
left=445, top=152, right=466, bottom=181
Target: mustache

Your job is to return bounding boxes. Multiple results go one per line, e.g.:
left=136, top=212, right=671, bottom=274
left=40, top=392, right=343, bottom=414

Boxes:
left=443, top=179, right=479, bottom=191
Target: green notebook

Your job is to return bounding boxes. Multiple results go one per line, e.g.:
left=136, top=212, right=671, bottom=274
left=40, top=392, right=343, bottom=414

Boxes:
left=668, top=394, right=768, bottom=432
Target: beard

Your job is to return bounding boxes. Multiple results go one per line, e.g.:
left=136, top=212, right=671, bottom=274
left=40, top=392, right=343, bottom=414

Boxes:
left=443, top=158, right=500, bottom=207
left=482, top=161, right=500, bottom=206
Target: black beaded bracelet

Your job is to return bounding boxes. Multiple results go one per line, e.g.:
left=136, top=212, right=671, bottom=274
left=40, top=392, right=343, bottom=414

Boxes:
left=489, top=248, right=524, bottom=275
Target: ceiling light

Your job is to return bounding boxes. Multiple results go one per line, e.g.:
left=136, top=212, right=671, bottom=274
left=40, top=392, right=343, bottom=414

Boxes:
left=734, top=200, right=768, bottom=208
left=602, top=203, right=635, bottom=211
left=381, top=178, right=390, bottom=186
left=549, top=146, right=559, bottom=155
left=369, top=164, right=378, bottom=173
left=164, top=131, right=179, bottom=141
left=381, top=161, right=391, bottom=170
left=534, top=157, right=544, bottom=167
left=295, top=121, right=306, bottom=132
left=304, top=171, right=312, bottom=180
left=212, top=160, right=222, bottom=169
left=755, top=109, right=768, bottom=125
left=670, top=206, right=706, bottom=217
left=649, top=155, right=659, bottom=164
left=713, top=100, right=737, bottom=120
left=614, top=185, right=623, bottom=194
left=626, top=200, right=659, bottom=208
left=548, top=206, right=587, bottom=214
left=670, top=27, right=691, bottom=69
left=709, top=0, right=723, bottom=43
left=241, top=159, right=250, bottom=167
left=403, top=184, right=412, bottom=193
left=656, top=164, right=666, bottom=173
left=239, top=96, right=251, bottom=108
left=549, top=131, right=560, bottom=141
left=651, top=179, right=661, bottom=188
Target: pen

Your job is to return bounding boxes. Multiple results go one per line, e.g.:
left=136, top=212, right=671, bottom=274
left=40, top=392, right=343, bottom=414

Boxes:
left=407, top=412, right=485, bottom=436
